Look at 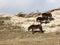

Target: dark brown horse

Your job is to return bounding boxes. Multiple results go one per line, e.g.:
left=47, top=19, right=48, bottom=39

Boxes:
left=36, top=12, right=54, bottom=24
left=28, top=24, right=44, bottom=34
left=42, top=12, right=52, bottom=19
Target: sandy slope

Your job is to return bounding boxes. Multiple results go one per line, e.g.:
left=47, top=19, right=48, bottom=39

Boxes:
left=42, top=10, right=60, bottom=33
left=13, top=10, right=60, bottom=33
left=0, top=10, right=60, bottom=33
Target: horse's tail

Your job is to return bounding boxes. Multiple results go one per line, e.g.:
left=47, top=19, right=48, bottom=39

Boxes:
left=49, top=18, right=54, bottom=21
left=49, top=13, right=52, bottom=18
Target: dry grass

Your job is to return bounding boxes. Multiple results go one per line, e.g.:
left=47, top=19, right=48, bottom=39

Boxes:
left=0, top=31, right=60, bottom=45
left=0, top=27, right=60, bottom=45
left=0, top=19, right=60, bottom=45
left=0, top=20, right=60, bottom=45
left=0, top=16, right=11, bottom=20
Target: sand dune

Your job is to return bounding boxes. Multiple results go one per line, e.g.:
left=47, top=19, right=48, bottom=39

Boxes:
left=0, top=9, right=60, bottom=33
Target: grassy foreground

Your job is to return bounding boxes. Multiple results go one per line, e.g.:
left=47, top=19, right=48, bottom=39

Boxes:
left=0, top=27, right=60, bottom=45
left=0, top=16, right=60, bottom=45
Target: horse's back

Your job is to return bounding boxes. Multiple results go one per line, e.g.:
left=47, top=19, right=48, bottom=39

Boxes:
left=42, top=12, right=52, bottom=18
left=36, top=17, right=44, bottom=22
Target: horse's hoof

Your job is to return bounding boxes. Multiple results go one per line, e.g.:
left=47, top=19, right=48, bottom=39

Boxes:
left=32, top=32, right=35, bottom=34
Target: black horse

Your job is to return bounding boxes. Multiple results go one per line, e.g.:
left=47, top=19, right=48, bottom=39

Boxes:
left=36, top=17, right=50, bottom=24
left=36, top=12, right=54, bottom=24
left=28, top=24, right=44, bottom=34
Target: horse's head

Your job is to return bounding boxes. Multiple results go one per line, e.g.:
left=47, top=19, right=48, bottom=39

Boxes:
left=36, top=17, right=40, bottom=22
left=36, top=17, right=43, bottom=22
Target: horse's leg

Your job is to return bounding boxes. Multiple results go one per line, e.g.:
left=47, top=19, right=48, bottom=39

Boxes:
left=32, top=29, right=35, bottom=34
left=45, top=18, right=50, bottom=24
left=39, top=21, right=42, bottom=24
left=40, top=26, right=44, bottom=33
left=39, top=28, right=41, bottom=32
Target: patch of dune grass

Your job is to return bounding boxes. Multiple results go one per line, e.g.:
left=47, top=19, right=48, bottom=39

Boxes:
left=0, top=16, right=11, bottom=26
left=0, top=24, right=60, bottom=45
left=0, top=20, right=4, bottom=26
left=0, top=28, right=60, bottom=41
left=49, top=25, right=56, bottom=28
left=0, top=16, right=11, bottom=20
left=0, top=32, right=60, bottom=45
left=57, top=24, right=60, bottom=26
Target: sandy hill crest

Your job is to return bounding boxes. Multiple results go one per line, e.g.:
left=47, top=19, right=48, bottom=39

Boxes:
left=16, top=12, right=41, bottom=18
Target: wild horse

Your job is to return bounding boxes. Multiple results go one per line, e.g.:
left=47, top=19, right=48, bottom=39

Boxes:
left=28, top=24, right=44, bottom=34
